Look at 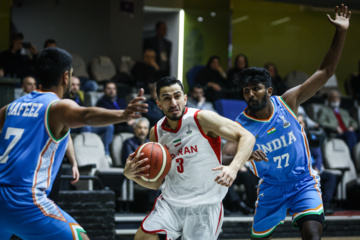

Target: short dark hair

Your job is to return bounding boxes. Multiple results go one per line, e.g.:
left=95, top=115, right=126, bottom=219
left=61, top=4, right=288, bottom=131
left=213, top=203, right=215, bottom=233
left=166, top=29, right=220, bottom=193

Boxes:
left=206, top=55, right=221, bottom=68
left=156, top=76, right=184, bottom=97
left=104, top=80, right=117, bottom=89
left=191, top=84, right=204, bottom=92
left=43, top=39, right=57, bottom=48
left=155, top=21, right=166, bottom=30
left=234, top=67, right=271, bottom=89
left=36, top=47, right=72, bottom=89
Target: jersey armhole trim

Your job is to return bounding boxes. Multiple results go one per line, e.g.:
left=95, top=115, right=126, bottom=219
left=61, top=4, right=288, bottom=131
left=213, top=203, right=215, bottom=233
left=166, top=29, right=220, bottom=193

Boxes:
left=45, top=100, right=69, bottom=143
left=279, top=96, right=297, bottom=120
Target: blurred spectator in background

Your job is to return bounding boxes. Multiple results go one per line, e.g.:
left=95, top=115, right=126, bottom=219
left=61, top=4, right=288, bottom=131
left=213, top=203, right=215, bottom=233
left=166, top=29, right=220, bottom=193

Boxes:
left=66, top=76, right=114, bottom=162
left=227, top=54, right=248, bottom=81
left=97, top=81, right=133, bottom=134
left=298, top=114, right=337, bottom=213
left=121, top=117, right=159, bottom=211
left=317, top=90, right=358, bottom=153
left=43, top=38, right=98, bottom=92
left=19, top=76, right=37, bottom=97
left=43, top=39, right=57, bottom=48
left=143, top=21, right=172, bottom=78
left=0, top=33, right=37, bottom=80
left=131, top=49, right=160, bottom=93
left=264, top=62, right=288, bottom=95
left=142, top=84, right=164, bottom=129
left=186, top=84, right=216, bottom=112
left=196, top=55, right=226, bottom=103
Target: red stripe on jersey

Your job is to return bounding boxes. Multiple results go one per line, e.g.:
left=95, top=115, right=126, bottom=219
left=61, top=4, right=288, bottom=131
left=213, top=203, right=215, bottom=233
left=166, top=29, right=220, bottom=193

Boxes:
left=141, top=196, right=168, bottom=238
left=194, top=110, right=222, bottom=164
left=154, top=123, right=159, bottom=142
left=215, top=202, right=223, bottom=235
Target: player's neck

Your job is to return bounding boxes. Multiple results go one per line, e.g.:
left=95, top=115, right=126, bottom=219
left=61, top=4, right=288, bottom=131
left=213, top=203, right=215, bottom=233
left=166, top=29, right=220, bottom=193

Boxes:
left=249, top=102, right=273, bottom=120
left=41, top=85, right=64, bottom=98
left=165, top=118, right=179, bottom=130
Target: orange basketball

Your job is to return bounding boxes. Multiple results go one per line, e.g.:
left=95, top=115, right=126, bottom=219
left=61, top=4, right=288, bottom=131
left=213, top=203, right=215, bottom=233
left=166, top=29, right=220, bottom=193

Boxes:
left=134, top=142, right=172, bottom=182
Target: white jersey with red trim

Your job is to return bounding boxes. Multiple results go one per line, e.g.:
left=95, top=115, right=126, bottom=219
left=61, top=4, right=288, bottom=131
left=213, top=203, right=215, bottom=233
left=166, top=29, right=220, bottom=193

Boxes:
left=154, top=107, right=228, bottom=207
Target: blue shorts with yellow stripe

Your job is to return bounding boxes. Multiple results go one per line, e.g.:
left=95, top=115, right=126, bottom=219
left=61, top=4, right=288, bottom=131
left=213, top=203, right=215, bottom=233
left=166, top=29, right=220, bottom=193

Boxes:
left=0, top=186, right=86, bottom=240
left=251, top=174, right=324, bottom=238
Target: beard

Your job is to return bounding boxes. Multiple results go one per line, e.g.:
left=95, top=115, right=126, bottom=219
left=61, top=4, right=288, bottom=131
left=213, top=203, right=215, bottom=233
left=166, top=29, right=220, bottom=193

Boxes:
left=166, top=107, right=186, bottom=121
left=247, top=94, right=268, bottom=113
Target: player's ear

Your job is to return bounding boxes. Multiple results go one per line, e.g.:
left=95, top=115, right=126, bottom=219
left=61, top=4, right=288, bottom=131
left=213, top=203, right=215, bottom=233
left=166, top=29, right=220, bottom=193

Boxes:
left=156, top=99, right=162, bottom=110
left=184, top=94, right=187, bottom=104
left=267, top=87, right=273, bottom=96
left=61, top=71, right=69, bottom=86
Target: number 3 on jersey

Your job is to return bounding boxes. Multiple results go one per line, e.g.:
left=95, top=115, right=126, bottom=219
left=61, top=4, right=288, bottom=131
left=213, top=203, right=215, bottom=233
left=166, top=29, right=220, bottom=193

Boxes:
left=176, top=158, right=184, bottom=173
left=0, top=127, right=24, bottom=164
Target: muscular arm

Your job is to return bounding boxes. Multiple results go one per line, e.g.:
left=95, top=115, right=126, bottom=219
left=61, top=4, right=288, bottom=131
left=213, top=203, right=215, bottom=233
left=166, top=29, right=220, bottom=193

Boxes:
left=197, top=110, right=255, bottom=186
left=123, top=127, right=164, bottom=190
left=49, top=90, right=147, bottom=139
left=282, top=5, right=350, bottom=114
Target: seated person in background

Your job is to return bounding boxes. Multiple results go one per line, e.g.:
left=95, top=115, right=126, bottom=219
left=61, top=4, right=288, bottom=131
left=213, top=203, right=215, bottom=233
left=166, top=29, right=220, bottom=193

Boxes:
left=142, top=83, right=164, bottom=128
left=227, top=54, right=248, bottom=81
left=131, top=49, right=160, bottom=93
left=195, top=55, right=227, bottom=103
left=43, top=39, right=57, bottom=48
left=0, top=33, right=38, bottom=80
left=221, top=140, right=259, bottom=215
left=226, top=54, right=248, bottom=99
left=317, top=90, right=358, bottom=154
left=121, top=117, right=159, bottom=210
left=264, top=62, right=288, bottom=95
left=186, top=84, right=216, bottom=112
left=97, top=81, right=134, bottom=134
left=298, top=114, right=337, bottom=214
left=19, top=75, right=37, bottom=97
left=0, top=68, right=4, bottom=77
left=67, top=76, right=114, bottom=162
left=43, top=39, right=98, bottom=92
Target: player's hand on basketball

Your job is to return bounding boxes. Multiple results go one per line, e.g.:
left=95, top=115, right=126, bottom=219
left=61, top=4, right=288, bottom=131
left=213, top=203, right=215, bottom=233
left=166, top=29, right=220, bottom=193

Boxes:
left=249, top=149, right=268, bottom=162
left=124, top=152, right=150, bottom=180
left=212, top=165, right=238, bottom=187
left=123, top=88, right=148, bottom=121
left=71, top=165, right=80, bottom=184
left=327, top=4, right=350, bottom=31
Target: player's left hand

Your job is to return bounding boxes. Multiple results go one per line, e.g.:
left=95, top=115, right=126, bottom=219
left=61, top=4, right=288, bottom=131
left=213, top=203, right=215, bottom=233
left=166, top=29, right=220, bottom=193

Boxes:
left=212, top=165, right=238, bottom=187
left=71, top=165, right=80, bottom=184
left=249, top=149, right=268, bottom=162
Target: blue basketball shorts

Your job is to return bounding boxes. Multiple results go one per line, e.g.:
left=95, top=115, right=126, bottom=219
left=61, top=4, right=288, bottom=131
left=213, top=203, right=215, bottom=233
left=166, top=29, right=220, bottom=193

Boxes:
left=251, top=174, right=324, bottom=238
left=0, top=186, right=86, bottom=240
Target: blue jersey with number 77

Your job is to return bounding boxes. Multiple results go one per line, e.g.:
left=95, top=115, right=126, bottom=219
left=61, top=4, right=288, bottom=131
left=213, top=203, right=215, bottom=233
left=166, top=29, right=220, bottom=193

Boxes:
left=0, top=91, right=69, bottom=195
left=235, top=96, right=314, bottom=184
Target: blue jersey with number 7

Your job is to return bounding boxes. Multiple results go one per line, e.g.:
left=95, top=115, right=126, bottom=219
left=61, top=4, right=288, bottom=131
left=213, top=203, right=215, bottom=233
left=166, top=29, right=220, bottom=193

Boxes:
left=235, top=96, right=313, bottom=184
left=0, top=91, right=69, bottom=195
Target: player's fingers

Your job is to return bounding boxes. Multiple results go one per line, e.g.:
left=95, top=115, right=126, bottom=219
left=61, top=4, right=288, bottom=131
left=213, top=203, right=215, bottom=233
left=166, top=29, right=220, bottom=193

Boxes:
left=127, top=152, right=136, bottom=162
left=212, top=165, right=223, bottom=171
left=132, top=153, right=144, bottom=163
left=137, top=88, right=144, bottom=97
left=137, top=165, right=150, bottom=173
left=344, top=5, right=348, bottom=17
left=326, top=14, right=334, bottom=24
left=347, top=11, right=351, bottom=19
left=214, top=173, right=224, bottom=182
left=339, top=4, right=344, bottom=16
left=134, top=158, right=148, bottom=168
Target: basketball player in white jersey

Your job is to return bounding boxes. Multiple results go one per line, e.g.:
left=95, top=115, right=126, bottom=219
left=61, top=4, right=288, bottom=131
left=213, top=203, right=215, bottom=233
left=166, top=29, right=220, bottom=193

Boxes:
left=124, top=76, right=257, bottom=240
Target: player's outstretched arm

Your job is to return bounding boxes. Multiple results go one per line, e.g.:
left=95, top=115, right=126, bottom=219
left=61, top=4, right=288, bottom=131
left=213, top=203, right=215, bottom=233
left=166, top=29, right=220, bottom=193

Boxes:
left=282, top=4, right=350, bottom=113
left=123, top=127, right=164, bottom=190
left=197, top=110, right=255, bottom=187
left=49, top=89, right=148, bottom=139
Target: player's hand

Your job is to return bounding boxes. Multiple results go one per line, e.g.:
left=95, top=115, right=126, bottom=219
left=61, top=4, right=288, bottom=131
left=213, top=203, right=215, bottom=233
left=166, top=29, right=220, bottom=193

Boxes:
left=212, top=165, right=238, bottom=187
left=71, top=164, right=80, bottom=184
left=249, top=149, right=268, bottom=162
left=124, top=152, right=150, bottom=180
left=327, top=4, right=351, bottom=31
left=123, top=88, right=148, bottom=121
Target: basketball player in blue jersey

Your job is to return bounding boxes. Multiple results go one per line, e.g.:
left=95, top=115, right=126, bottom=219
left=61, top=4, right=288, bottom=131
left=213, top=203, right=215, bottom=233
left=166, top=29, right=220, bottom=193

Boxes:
left=123, top=77, right=258, bottom=240
left=0, top=47, right=148, bottom=240
left=224, top=4, right=351, bottom=240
